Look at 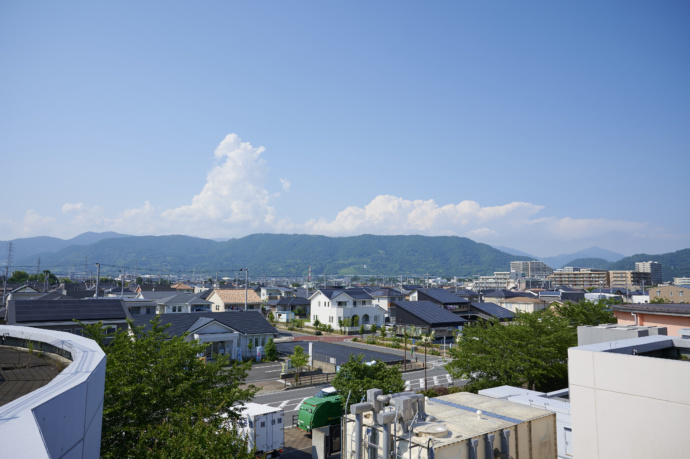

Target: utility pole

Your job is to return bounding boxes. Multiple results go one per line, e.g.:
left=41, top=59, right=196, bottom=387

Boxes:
left=239, top=268, right=249, bottom=311
left=94, top=263, right=101, bottom=298
left=3, top=242, right=13, bottom=306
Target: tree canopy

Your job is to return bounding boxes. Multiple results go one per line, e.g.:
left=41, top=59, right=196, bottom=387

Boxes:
left=289, top=345, right=309, bottom=384
left=332, top=354, right=405, bottom=411
left=446, top=299, right=618, bottom=393
left=445, top=309, right=576, bottom=392
left=81, top=317, right=257, bottom=458
left=551, top=299, right=616, bottom=327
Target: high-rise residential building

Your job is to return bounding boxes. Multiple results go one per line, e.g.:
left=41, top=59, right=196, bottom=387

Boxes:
left=634, top=261, right=663, bottom=285
left=510, top=261, right=554, bottom=279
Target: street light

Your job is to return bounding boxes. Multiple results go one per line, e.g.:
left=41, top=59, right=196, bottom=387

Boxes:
left=239, top=268, right=249, bottom=311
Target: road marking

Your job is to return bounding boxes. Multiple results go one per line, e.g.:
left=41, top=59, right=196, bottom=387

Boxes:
left=404, top=380, right=411, bottom=390
left=264, top=369, right=282, bottom=373
left=419, top=378, right=424, bottom=387
left=278, top=400, right=290, bottom=409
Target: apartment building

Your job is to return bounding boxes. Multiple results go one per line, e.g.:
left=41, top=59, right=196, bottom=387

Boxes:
left=634, top=261, right=663, bottom=285
left=549, top=268, right=609, bottom=290
left=608, top=270, right=652, bottom=289
left=510, top=260, right=554, bottom=278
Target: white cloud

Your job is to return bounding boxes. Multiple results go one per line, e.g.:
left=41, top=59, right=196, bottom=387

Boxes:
left=280, top=178, right=291, bottom=192
left=303, top=195, right=543, bottom=236
left=160, top=134, right=277, bottom=235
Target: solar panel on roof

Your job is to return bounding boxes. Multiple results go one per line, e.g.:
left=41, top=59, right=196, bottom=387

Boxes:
left=395, top=301, right=468, bottom=327
left=470, top=302, right=514, bottom=319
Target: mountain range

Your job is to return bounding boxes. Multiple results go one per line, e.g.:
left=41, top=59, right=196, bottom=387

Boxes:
left=1, top=232, right=687, bottom=281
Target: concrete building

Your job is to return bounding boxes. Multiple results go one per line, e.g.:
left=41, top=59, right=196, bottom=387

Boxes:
left=510, top=261, right=554, bottom=279
left=673, top=277, right=690, bottom=286
left=608, top=270, right=651, bottom=289
left=634, top=261, right=662, bottom=285
left=0, top=325, right=106, bottom=458
left=473, top=272, right=516, bottom=290
left=479, top=386, right=572, bottom=459
left=612, top=302, right=690, bottom=336
left=569, top=334, right=690, bottom=458
left=342, top=389, right=556, bottom=459
left=549, top=268, right=609, bottom=290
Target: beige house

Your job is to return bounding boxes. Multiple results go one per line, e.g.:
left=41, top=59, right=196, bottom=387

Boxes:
left=207, top=288, right=263, bottom=312
left=649, top=285, right=690, bottom=303
left=495, top=296, right=547, bottom=313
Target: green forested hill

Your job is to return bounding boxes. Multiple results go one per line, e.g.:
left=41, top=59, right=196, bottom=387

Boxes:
left=18, top=233, right=534, bottom=278
left=560, top=258, right=613, bottom=270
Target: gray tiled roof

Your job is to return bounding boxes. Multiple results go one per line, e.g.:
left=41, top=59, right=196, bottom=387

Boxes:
left=316, top=288, right=373, bottom=300
left=131, top=311, right=278, bottom=336
left=9, top=299, right=128, bottom=324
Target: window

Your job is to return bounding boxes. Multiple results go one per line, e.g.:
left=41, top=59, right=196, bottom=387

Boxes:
left=680, top=291, right=684, bottom=297
left=657, top=290, right=661, bottom=296
left=278, top=418, right=282, bottom=424
left=260, top=421, right=266, bottom=428
left=215, top=305, right=220, bottom=311
left=313, top=315, right=317, bottom=322
left=329, top=316, right=333, bottom=323
left=374, top=316, right=378, bottom=322
left=319, top=301, right=321, bottom=306
left=670, top=291, right=673, bottom=297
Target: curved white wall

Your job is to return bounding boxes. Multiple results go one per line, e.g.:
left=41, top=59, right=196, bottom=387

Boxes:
left=0, top=326, right=106, bottom=458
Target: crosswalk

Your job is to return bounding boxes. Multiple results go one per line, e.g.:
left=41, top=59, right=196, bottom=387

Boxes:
left=257, top=375, right=456, bottom=414
left=405, top=374, right=453, bottom=391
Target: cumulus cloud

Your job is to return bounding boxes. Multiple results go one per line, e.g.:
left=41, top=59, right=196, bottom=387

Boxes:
left=303, top=195, right=543, bottom=236
left=160, top=134, right=277, bottom=234
left=280, top=178, right=291, bottom=192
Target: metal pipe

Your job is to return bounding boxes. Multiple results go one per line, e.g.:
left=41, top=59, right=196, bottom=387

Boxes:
left=351, top=402, right=373, bottom=459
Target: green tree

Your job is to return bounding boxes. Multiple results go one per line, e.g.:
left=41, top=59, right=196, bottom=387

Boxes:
left=80, top=317, right=256, bottom=458
left=351, top=315, right=359, bottom=326
left=445, top=309, right=576, bottom=392
left=359, top=324, right=365, bottom=339
left=265, top=338, right=278, bottom=361
left=370, top=323, right=378, bottom=335
left=267, top=310, right=276, bottom=325
left=8, top=270, right=29, bottom=283
left=552, top=299, right=617, bottom=327
left=379, top=326, right=387, bottom=340
left=332, top=354, right=405, bottom=412
left=136, top=276, right=144, bottom=285
left=290, top=345, right=309, bottom=385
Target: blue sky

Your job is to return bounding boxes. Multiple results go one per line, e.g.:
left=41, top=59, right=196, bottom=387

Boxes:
left=1, top=1, right=688, bottom=257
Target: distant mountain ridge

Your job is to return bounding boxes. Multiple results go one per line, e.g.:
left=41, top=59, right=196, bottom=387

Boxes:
left=3, top=233, right=688, bottom=282
left=0, top=231, right=130, bottom=261
left=10, top=233, right=532, bottom=278
left=541, top=247, right=626, bottom=269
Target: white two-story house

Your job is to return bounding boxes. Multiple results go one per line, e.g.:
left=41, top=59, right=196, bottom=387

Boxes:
left=309, top=288, right=385, bottom=330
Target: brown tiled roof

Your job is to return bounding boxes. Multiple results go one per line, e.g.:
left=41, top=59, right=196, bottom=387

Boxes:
left=212, top=289, right=261, bottom=304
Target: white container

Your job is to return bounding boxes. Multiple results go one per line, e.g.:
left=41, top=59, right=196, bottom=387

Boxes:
left=239, top=402, right=285, bottom=458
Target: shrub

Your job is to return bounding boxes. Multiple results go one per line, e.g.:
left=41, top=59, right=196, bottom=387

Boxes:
left=315, top=330, right=323, bottom=336
left=352, top=337, right=359, bottom=342
left=388, top=342, right=401, bottom=349
left=366, top=338, right=377, bottom=345
left=429, top=349, right=441, bottom=356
